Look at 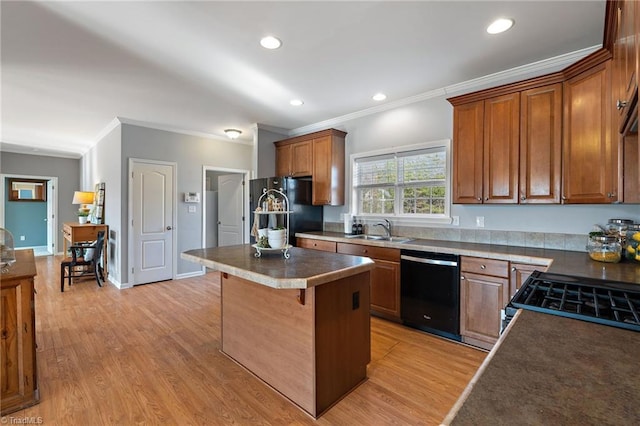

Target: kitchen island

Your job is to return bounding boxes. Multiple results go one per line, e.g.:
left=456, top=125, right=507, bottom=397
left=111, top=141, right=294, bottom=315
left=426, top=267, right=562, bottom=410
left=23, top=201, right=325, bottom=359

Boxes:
left=442, top=309, right=640, bottom=424
left=181, top=244, right=374, bottom=418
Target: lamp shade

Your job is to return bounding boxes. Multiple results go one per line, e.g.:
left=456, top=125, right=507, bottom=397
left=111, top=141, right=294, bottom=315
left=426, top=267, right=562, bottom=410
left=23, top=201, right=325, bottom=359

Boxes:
left=72, top=191, right=94, bottom=205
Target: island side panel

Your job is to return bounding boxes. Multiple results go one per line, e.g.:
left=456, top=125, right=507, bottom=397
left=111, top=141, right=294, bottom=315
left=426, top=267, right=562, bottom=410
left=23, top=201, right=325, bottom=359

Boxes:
left=314, top=271, right=371, bottom=416
left=220, top=273, right=316, bottom=415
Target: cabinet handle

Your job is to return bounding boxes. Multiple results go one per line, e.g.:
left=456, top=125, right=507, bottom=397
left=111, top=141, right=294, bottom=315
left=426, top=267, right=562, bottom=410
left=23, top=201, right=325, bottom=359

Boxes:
left=562, top=196, right=567, bottom=201
left=476, top=197, right=482, bottom=201
left=461, top=276, right=465, bottom=280
left=511, top=267, right=516, bottom=272
left=616, top=99, right=627, bottom=110
left=484, top=197, right=489, bottom=201
left=480, top=265, right=486, bottom=269
left=520, top=196, right=526, bottom=201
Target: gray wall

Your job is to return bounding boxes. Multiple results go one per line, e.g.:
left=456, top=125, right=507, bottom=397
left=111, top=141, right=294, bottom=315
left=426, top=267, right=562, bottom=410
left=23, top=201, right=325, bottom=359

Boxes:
left=255, top=126, right=287, bottom=178
left=121, top=124, right=253, bottom=279
left=81, top=124, right=122, bottom=283
left=1, top=151, right=80, bottom=252
left=322, top=91, right=640, bottom=235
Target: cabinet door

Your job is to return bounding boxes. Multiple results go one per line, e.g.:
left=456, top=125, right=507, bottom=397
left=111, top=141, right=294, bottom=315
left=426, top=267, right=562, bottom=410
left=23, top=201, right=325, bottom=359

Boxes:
left=370, top=259, right=401, bottom=319
left=520, top=84, right=562, bottom=203
left=563, top=61, right=616, bottom=203
left=483, top=93, right=520, bottom=203
left=276, top=144, right=292, bottom=177
left=460, top=272, right=509, bottom=349
left=312, top=135, right=345, bottom=205
left=453, top=101, right=484, bottom=203
left=509, top=263, right=541, bottom=299
left=613, top=0, right=637, bottom=127
left=1, top=278, right=37, bottom=415
left=291, top=141, right=313, bottom=177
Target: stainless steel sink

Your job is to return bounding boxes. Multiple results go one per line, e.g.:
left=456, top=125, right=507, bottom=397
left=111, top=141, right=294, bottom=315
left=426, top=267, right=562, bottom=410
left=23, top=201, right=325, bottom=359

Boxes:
left=344, top=234, right=413, bottom=243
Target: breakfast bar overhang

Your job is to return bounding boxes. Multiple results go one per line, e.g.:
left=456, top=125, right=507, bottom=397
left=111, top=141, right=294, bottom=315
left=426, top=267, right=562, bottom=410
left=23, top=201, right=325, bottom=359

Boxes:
left=182, top=245, right=374, bottom=418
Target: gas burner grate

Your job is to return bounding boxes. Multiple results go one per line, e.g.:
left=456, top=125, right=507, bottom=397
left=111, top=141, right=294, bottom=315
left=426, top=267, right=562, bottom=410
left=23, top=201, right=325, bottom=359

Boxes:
left=510, top=271, right=640, bottom=332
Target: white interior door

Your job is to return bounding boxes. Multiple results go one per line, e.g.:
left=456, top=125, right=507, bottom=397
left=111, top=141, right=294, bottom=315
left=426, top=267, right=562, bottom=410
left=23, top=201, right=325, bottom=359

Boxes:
left=131, top=161, right=174, bottom=284
left=218, top=174, right=244, bottom=246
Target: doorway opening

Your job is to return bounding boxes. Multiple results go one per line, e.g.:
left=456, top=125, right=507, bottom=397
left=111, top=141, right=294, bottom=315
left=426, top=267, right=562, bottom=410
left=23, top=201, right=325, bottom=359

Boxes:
left=202, top=166, right=251, bottom=250
left=0, top=173, right=58, bottom=256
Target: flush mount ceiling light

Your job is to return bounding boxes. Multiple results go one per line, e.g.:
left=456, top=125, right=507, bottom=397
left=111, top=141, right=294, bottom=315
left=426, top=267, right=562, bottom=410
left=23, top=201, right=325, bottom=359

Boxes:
left=290, top=99, right=304, bottom=106
left=487, top=18, right=514, bottom=34
left=372, top=93, right=387, bottom=101
left=260, top=36, right=282, bottom=49
left=224, top=129, right=242, bottom=139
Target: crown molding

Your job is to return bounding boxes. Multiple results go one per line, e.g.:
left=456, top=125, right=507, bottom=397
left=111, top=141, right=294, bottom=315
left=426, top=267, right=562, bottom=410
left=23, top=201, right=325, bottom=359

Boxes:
left=0, top=142, right=82, bottom=159
left=115, top=117, right=254, bottom=146
left=290, top=45, right=600, bottom=136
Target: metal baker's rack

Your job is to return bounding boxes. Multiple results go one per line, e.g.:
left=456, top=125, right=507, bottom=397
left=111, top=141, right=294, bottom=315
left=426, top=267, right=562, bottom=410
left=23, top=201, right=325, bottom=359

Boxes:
left=253, top=188, right=292, bottom=259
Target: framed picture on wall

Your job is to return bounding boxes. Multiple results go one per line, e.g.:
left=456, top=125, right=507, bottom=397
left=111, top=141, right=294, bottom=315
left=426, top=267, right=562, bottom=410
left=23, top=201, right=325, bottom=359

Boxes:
left=91, top=182, right=105, bottom=224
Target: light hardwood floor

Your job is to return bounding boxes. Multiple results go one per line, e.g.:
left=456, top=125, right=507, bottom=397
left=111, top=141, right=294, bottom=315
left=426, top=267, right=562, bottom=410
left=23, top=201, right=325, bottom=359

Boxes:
left=4, top=255, right=486, bottom=425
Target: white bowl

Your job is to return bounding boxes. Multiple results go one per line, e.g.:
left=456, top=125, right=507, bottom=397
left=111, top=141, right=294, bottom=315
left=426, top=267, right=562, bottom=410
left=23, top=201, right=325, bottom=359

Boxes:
left=268, top=238, right=286, bottom=249
left=257, top=228, right=269, bottom=238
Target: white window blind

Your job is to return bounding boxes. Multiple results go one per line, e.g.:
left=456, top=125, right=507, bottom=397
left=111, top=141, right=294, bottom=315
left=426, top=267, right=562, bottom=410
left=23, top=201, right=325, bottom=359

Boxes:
left=353, top=144, right=449, bottom=218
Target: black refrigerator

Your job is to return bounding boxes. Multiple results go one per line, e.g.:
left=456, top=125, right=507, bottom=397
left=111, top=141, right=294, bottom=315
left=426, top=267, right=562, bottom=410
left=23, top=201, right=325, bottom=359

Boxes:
left=249, top=177, right=323, bottom=246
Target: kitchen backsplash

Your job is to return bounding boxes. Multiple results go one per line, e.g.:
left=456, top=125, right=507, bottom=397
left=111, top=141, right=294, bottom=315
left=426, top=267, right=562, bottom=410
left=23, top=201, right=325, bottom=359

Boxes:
left=323, top=222, right=588, bottom=252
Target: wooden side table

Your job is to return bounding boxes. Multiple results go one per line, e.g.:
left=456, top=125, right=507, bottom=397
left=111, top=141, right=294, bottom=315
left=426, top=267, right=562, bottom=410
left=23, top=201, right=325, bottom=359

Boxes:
left=62, top=222, right=109, bottom=276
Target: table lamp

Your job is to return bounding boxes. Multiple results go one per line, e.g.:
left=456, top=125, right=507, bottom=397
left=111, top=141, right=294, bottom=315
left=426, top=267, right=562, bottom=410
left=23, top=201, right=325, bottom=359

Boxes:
left=72, top=191, right=94, bottom=223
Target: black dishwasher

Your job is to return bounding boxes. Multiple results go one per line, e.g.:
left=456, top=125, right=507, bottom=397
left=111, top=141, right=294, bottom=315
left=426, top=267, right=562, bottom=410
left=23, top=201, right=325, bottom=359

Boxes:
left=400, top=250, right=461, bottom=341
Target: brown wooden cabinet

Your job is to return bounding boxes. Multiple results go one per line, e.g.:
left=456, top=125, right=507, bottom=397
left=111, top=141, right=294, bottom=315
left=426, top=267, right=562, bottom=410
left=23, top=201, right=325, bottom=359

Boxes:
left=452, top=100, right=484, bottom=203
left=612, top=0, right=637, bottom=133
left=509, top=263, right=542, bottom=299
left=451, top=86, right=560, bottom=204
left=519, top=84, right=563, bottom=203
left=563, top=60, right=617, bottom=203
left=296, top=237, right=337, bottom=253
left=1, top=249, right=38, bottom=416
left=337, top=243, right=401, bottom=321
left=275, top=140, right=312, bottom=177
left=274, top=129, right=346, bottom=206
left=460, top=256, right=509, bottom=350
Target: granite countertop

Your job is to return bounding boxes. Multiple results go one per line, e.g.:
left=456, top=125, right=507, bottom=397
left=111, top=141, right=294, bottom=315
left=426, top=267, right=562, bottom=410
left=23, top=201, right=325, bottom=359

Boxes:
left=296, top=231, right=640, bottom=284
left=442, top=309, right=640, bottom=425
left=181, top=244, right=374, bottom=289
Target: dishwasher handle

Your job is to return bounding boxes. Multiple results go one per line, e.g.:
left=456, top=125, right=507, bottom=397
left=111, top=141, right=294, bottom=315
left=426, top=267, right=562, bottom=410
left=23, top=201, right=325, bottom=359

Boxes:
left=401, top=254, right=458, bottom=267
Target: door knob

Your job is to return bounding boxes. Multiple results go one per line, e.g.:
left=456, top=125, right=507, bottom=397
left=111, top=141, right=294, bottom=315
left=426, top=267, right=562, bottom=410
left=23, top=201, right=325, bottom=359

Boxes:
left=166, top=226, right=173, bottom=230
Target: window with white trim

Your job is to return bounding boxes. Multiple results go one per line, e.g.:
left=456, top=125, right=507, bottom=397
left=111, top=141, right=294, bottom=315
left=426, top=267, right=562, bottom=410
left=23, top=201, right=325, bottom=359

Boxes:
left=352, top=140, right=451, bottom=220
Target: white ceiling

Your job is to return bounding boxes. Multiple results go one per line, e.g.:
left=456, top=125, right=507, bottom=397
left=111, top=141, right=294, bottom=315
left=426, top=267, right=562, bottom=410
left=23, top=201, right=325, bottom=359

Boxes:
left=0, top=1, right=605, bottom=158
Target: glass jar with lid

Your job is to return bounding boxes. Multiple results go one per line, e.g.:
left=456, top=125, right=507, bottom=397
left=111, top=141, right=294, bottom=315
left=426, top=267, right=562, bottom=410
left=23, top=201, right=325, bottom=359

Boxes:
left=587, top=235, right=622, bottom=263
left=625, top=224, right=640, bottom=263
left=606, top=218, right=634, bottom=242
left=1, top=228, right=16, bottom=272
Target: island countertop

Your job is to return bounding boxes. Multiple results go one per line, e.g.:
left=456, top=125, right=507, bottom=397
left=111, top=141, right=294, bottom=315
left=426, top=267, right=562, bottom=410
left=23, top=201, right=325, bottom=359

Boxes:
left=182, top=244, right=374, bottom=289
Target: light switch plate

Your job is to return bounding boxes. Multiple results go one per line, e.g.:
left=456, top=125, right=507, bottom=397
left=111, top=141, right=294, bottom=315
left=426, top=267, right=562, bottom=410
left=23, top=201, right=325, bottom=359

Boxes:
left=476, top=216, right=485, bottom=228
left=452, top=216, right=460, bottom=226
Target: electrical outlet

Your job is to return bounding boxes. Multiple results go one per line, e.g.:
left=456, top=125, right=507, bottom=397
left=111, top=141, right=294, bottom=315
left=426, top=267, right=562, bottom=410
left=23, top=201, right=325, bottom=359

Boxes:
left=20, top=235, right=26, bottom=241
left=476, top=216, right=485, bottom=228
left=452, top=216, right=460, bottom=226
left=188, top=205, right=196, bottom=213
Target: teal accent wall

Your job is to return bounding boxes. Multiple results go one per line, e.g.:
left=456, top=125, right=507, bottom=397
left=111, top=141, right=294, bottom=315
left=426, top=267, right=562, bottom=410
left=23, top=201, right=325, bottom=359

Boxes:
left=4, top=179, right=47, bottom=247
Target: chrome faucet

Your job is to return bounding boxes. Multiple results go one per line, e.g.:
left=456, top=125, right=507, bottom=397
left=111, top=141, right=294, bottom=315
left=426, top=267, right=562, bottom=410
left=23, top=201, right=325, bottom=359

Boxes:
left=374, top=219, right=392, bottom=237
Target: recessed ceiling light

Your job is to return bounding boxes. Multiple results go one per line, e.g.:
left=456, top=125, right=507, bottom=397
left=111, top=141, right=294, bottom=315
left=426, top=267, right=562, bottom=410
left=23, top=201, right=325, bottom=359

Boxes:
left=290, top=99, right=304, bottom=106
left=372, top=93, right=387, bottom=101
left=260, top=36, right=282, bottom=49
left=224, top=129, right=242, bottom=139
left=487, top=18, right=514, bottom=35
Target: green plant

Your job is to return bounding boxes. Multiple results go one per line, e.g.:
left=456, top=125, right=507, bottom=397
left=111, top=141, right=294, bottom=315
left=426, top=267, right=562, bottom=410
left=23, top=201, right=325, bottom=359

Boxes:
left=77, top=210, right=89, bottom=217
left=271, top=226, right=286, bottom=230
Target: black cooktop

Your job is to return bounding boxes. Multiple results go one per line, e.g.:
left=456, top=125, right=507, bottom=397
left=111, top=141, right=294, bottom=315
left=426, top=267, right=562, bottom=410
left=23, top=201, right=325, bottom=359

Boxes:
left=508, top=271, right=640, bottom=332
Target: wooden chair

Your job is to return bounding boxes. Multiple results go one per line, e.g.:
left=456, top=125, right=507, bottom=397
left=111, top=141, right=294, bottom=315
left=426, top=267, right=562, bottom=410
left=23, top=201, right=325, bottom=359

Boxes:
left=60, top=231, right=105, bottom=292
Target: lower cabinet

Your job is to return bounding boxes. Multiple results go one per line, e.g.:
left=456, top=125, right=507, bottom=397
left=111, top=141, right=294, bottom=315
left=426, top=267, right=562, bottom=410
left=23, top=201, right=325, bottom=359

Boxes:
left=336, top=243, right=401, bottom=321
left=1, top=250, right=38, bottom=416
left=296, top=237, right=337, bottom=253
left=509, top=262, right=542, bottom=298
left=460, top=257, right=509, bottom=350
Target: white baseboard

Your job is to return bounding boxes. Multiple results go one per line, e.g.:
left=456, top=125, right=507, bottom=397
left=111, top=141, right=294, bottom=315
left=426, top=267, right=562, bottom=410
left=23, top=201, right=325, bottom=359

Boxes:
left=176, top=270, right=205, bottom=280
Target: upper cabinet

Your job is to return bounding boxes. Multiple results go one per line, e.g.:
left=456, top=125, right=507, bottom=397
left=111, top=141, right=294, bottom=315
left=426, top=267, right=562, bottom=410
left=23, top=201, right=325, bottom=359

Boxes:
left=275, top=140, right=313, bottom=177
left=449, top=47, right=617, bottom=205
left=451, top=82, right=562, bottom=204
left=274, top=129, right=346, bottom=206
left=611, top=0, right=638, bottom=134
left=563, top=59, right=617, bottom=203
